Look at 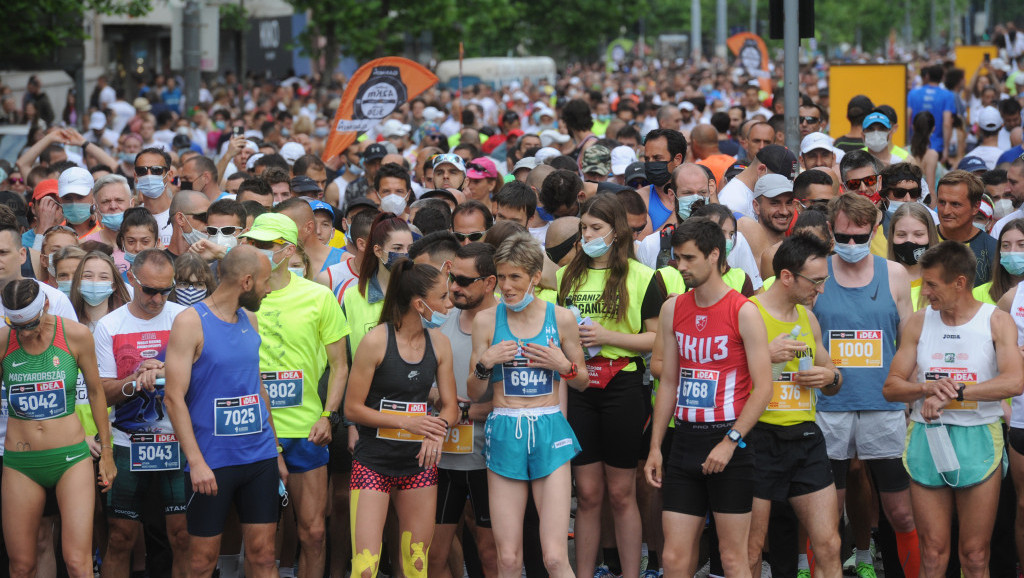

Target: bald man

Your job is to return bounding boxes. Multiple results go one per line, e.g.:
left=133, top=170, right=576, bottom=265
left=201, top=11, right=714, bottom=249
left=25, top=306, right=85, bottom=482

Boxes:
left=526, top=164, right=557, bottom=234
left=168, top=190, right=211, bottom=259
left=274, top=197, right=346, bottom=274
left=692, top=125, right=738, bottom=187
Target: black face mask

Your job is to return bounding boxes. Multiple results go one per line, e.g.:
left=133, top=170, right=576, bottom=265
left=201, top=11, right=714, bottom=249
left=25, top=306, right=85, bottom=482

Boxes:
left=893, top=241, right=929, bottom=265
left=645, top=161, right=672, bottom=188
left=179, top=179, right=193, bottom=191
left=545, top=233, right=580, bottom=264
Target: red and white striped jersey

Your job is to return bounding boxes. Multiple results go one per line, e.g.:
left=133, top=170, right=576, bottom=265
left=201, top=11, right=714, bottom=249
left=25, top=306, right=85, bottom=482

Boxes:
left=672, top=289, right=752, bottom=423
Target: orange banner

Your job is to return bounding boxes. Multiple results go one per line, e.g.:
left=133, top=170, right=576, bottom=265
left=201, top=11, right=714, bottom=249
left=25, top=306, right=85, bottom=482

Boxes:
left=322, top=57, right=439, bottom=162
left=727, top=32, right=772, bottom=93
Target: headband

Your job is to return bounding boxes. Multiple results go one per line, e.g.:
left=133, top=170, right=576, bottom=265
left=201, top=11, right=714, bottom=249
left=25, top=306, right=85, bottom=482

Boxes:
left=5, top=284, right=46, bottom=324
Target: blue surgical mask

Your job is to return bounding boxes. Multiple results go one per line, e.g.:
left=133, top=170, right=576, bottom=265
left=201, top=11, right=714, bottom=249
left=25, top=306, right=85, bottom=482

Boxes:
left=62, top=202, right=92, bottom=225
left=79, top=280, right=114, bottom=306
left=344, top=227, right=354, bottom=247
left=288, top=267, right=305, bottom=278
left=834, top=241, right=871, bottom=264
left=136, top=174, right=166, bottom=199
left=502, top=282, right=535, bottom=313
left=581, top=232, right=612, bottom=258
left=257, top=246, right=287, bottom=270
left=101, top=211, right=124, bottom=231
left=677, top=194, right=700, bottom=220
left=182, top=217, right=208, bottom=245
left=419, top=300, right=449, bottom=329
left=214, top=120, right=226, bottom=130
left=725, top=238, right=735, bottom=255
left=57, top=280, right=72, bottom=296
left=382, top=251, right=407, bottom=271
left=313, top=127, right=329, bottom=139
left=117, top=152, right=137, bottom=164
left=1001, top=252, right=1024, bottom=276
left=175, top=284, right=206, bottom=305
left=886, top=200, right=904, bottom=215
left=124, top=251, right=137, bottom=264
left=349, top=164, right=364, bottom=177
left=535, top=205, right=556, bottom=223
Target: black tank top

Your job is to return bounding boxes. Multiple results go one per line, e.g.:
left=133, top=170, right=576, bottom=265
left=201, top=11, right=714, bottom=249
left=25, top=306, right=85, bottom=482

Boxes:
left=353, top=323, right=438, bottom=477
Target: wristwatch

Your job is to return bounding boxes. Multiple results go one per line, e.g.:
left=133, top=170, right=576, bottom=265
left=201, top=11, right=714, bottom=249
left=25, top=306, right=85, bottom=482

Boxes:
left=725, top=428, right=747, bottom=449
left=474, top=361, right=493, bottom=380
left=321, top=410, right=341, bottom=428
left=828, top=370, right=840, bottom=389
left=956, top=383, right=966, bottom=402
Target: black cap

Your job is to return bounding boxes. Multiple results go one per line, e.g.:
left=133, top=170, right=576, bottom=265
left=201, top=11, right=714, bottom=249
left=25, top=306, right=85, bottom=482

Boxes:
left=724, top=162, right=748, bottom=182
left=420, top=189, right=458, bottom=205
left=755, top=145, right=799, bottom=180
left=362, top=143, right=388, bottom=162
left=624, top=162, right=647, bottom=187
left=0, top=191, right=29, bottom=229
left=847, top=95, right=874, bottom=120
left=290, top=175, right=321, bottom=194
left=172, top=134, right=192, bottom=150
left=345, top=196, right=379, bottom=215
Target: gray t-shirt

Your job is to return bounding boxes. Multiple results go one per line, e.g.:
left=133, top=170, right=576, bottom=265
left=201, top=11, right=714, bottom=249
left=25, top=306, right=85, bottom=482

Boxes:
left=438, top=309, right=487, bottom=470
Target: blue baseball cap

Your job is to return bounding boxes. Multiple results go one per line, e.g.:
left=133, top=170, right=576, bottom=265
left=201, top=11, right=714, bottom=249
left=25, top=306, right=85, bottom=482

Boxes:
left=306, top=198, right=335, bottom=218
left=862, top=112, right=892, bottom=130
left=956, top=156, right=988, bottom=173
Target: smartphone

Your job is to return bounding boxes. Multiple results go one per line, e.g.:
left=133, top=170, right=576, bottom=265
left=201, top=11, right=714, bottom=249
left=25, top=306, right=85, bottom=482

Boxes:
left=232, top=125, right=243, bottom=137
left=984, top=53, right=991, bottom=63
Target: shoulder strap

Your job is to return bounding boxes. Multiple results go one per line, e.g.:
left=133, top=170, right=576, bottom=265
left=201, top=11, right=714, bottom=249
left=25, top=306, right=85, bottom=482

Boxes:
left=52, top=316, right=72, bottom=355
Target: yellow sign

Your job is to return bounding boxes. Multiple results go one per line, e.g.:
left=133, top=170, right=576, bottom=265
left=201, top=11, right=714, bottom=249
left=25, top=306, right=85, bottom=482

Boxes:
left=768, top=373, right=812, bottom=411
left=828, top=64, right=908, bottom=147
left=442, top=419, right=474, bottom=454
left=376, top=400, right=427, bottom=442
left=829, top=330, right=884, bottom=368
left=955, top=46, right=999, bottom=87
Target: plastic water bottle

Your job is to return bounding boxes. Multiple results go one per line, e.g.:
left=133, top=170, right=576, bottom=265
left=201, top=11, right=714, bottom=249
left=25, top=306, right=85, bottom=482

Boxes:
left=771, top=325, right=801, bottom=381
left=798, top=353, right=813, bottom=372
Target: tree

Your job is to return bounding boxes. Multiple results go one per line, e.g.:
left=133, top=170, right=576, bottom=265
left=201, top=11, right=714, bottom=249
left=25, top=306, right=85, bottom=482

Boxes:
left=0, top=0, right=154, bottom=68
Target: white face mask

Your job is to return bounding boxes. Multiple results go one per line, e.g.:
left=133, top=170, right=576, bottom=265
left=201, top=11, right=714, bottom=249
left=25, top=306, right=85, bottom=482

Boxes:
left=864, top=131, right=889, bottom=152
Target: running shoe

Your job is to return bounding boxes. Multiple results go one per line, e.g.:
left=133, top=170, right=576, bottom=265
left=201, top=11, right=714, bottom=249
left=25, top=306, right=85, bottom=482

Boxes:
left=640, top=570, right=661, bottom=578
left=842, top=551, right=856, bottom=573
left=854, top=562, right=877, bottom=578
left=593, top=565, right=617, bottom=578
left=797, top=569, right=811, bottom=578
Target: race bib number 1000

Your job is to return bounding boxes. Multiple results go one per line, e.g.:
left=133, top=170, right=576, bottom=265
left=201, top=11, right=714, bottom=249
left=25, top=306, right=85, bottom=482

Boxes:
left=829, top=330, right=883, bottom=368
left=377, top=400, right=427, bottom=442
left=9, top=381, right=66, bottom=420
left=214, top=395, right=263, bottom=436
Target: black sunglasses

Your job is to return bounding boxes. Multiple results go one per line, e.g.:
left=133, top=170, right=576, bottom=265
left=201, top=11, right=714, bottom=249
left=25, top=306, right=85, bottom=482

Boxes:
left=799, top=116, right=821, bottom=125
left=134, top=165, right=168, bottom=177
left=138, top=283, right=175, bottom=296
left=6, top=316, right=42, bottom=331
left=887, top=186, right=922, bottom=200
left=833, top=232, right=871, bottom=245
left=448, top=273, right=488, bottom=286
left=454, top=231, right=487, bottom=242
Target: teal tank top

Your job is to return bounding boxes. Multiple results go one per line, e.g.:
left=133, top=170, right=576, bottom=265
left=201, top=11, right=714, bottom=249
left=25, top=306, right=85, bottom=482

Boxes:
left=489, top=301, right=562, bottom=397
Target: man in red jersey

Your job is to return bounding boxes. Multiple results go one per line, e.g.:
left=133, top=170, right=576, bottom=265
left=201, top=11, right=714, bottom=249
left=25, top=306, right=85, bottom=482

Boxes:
left=645, top=217, right=773, bottom=578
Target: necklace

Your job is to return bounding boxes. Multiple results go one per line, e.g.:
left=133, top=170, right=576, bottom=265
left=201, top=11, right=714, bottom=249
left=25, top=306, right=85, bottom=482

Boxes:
left=211, top=296, right=233, bottom=322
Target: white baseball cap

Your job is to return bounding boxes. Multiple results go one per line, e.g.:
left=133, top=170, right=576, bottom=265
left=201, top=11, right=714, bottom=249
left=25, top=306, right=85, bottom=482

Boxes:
left=539, top=129, right=570, bottom=148
left=280, top=142, right=305, bottom=165
left=57, top=167, right=94, bottom=198
left=421, top=106, right=445, bottom=122
left=380, top=118, right=412, bottom=138
left=800, top=132, right=835, bottom=155
left=88, top=111, right=107, bottom=131
left=610, top=145, right=638, bottom=176
left=978, top=106, right=1003, bottom=131
left=535, top=147, right=561, bottom=164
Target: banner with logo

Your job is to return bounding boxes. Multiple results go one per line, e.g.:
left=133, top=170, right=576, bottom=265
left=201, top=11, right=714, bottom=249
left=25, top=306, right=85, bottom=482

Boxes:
left=322, top=57, right=438, bottom=162
left=727, top=32, right=771, bottom=93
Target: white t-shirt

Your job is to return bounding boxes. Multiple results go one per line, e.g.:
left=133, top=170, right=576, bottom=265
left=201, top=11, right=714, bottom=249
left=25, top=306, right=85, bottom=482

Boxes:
left=529, top=224, right=549, bottom=248
left=109, top=100, right=137, bottom=136
left=94, top=302, right=186, bottom=447
left=152, top=209, right=173, bottom=247
left=728, top=231, right=763, bottom=290
left=635, top=232, right=660, bottom=270
left=718, top=178, right=756, bottom=220
left=964, top=145, right=1004, bottom=170
left=324, top=257, right=359, bottom=301
left=0, top=283, right=78, bottom=454
left=991, top=207, right=1024, bottom=240
left=99, top=86, right=116, bottom=109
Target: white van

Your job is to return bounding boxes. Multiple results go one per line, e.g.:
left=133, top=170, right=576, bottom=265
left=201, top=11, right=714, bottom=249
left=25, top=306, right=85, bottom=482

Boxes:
left=435, top=57, right=557, bottom=90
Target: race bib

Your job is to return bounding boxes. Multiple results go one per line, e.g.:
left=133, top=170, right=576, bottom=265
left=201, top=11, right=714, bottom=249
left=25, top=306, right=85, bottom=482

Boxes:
left=502, top=359, right=554, bottom=397
left=829, top=330, right=883, bottom=368
left=262, top=370, right=304, bottom=408
left=129, top=433, right=180, bottom=471
left=925, top=370, right=979, bottom=411
left=9, top=380, right=66, bottom=420
left=377, top=400, right=427, bottom=442
left=767, top=372, right=812, bottom=411
left=676, top=368, right=719, bottom=410
left=214, top=395, right=263, bottom=436
left=75, top=375, right=88, bottom=406
left=442, top=417, right=474, bottom=454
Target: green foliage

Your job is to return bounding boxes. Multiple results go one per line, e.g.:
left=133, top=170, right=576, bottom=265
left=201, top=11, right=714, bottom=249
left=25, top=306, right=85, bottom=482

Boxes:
left=219, top=3, right=249, bottom=32
left=0, top=0, right=154, bottom=66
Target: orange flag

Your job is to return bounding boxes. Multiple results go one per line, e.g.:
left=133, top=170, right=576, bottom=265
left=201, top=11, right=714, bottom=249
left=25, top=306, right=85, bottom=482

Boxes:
left=727, top=33, right=772, bottom=93
left=322, top=57, right=439, bottom=162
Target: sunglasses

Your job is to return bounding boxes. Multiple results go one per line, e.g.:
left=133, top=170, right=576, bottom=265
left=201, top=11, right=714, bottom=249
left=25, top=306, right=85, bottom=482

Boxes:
left=448, top=273, right=488, bottom=286
left=628, top=179, right=650, bottom=188
left=138, top=282, right=175, bottom=296
left=134, top=165, right=168, bottom=177
left=8, top=177, right=23, bottom=185
left=206, top=226, right=240, bottom=236
left=466, top=163, right=490, bottom=174
left=799, top=116, right=821, bottom=125
left=454, top=231, right=487, bottom=242
left=888, top=186, right=922, bottom=200
left=833, top=232, right=871, bottom=245
left=5, top=315, right=42, bottom=331
left=844, top=175, right=878, bottom=190
left=631, top=225, right=646, bottom=236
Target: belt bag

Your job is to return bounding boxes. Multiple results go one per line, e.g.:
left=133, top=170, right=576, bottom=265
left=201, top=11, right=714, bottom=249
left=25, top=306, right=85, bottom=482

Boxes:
left=586, top=356, right=631, bottom=390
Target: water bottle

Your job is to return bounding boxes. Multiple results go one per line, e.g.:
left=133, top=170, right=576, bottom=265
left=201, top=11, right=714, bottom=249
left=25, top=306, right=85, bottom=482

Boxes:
left=771, top=325, right=801, bottom=381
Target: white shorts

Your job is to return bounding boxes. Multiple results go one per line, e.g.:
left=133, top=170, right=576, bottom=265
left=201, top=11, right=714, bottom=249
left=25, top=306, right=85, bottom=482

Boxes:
left=816, top=410, right=907, bottom=461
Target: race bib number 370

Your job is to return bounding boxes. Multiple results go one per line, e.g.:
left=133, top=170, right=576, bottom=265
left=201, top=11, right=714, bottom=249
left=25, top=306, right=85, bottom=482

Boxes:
left=829, top=330, right=883, bottom=368
left=9, top=380, right=66, bottom=420
left=214, top=395, right=263, bottom=436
